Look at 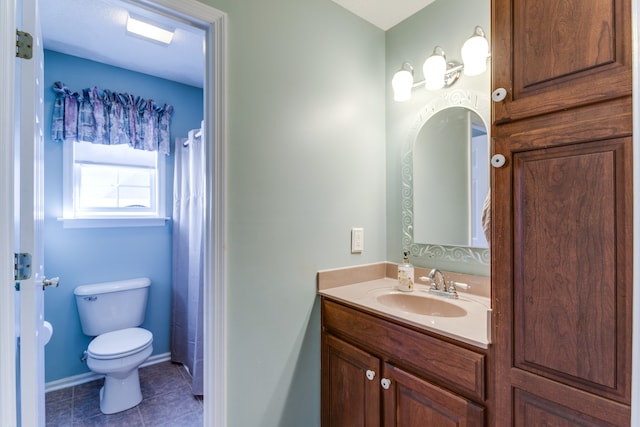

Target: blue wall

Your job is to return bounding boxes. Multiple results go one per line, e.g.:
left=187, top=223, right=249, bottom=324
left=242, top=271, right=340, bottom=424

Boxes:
left=43, top=50, right=203, bottom=382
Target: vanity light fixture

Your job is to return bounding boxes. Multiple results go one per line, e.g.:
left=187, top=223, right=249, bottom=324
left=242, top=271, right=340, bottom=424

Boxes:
left=392, top=25, right=490, bottom=101
left=126, top=14, right=175, bottom=45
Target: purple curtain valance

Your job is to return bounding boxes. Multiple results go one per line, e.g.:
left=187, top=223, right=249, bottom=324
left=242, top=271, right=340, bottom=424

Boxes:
left=51, top=81, right=173, bottom=155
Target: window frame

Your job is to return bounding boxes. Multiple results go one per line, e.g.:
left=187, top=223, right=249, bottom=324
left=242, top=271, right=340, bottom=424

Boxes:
left=60, top=140, right=168, bottom=228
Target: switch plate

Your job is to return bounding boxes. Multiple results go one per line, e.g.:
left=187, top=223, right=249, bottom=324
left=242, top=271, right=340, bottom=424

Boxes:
left=351, top=227, right=364, bottom=253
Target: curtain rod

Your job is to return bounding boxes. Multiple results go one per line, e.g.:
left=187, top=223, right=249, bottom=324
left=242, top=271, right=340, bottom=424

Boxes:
left=183, top=120, right=204, bottom=146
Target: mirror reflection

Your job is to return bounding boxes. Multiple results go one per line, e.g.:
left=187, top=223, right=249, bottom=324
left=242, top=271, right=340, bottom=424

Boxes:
left=413, top=107, right=489, bottom=248
left=401, top=89, right=490, bottom=266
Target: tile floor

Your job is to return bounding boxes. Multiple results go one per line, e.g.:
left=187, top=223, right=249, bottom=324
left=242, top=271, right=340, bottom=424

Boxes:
left=45, top=361, right=203, bottom=426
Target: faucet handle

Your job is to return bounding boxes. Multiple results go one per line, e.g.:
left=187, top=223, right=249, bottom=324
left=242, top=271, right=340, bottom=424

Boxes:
left=447, top=281, right=458, bottom=297
left=453, top=281, right=471, bottom=291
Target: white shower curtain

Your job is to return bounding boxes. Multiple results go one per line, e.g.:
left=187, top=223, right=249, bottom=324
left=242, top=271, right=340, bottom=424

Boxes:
left=171, top=128, right=204, bottom=395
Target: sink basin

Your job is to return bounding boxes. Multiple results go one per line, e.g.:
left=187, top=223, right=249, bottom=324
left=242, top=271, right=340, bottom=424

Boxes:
left=320, top=279, right=491, bottom=348
left=376, top=293, right=467, bottom=317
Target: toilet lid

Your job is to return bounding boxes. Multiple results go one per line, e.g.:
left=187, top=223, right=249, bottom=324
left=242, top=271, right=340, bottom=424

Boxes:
left=88, top=327, right=153, bottom=360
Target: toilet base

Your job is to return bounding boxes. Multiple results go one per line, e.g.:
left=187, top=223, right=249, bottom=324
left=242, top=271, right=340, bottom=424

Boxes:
left=99, top=368, right=143, bottom=414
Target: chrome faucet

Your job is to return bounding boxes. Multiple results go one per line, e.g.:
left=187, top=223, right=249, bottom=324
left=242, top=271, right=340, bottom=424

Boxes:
left=427, top=268, right=458, bottom=299
left=428, top=268, right=446, bottom=291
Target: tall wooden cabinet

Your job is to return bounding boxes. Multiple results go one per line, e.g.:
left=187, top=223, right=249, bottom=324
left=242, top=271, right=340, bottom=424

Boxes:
left=491, top=0, right=633, bottom=425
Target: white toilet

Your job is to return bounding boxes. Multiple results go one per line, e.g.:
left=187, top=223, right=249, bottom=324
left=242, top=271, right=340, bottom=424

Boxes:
left=74, top=277, right=154, bottom=415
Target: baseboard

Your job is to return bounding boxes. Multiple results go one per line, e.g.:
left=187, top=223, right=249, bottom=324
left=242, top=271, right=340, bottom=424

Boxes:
left=44, top=352, right=172, bottom=393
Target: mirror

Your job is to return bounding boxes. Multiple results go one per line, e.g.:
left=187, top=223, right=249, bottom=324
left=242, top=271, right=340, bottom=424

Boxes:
left=413, top=107, right=488, bottom=247
left=402, top=89, right=490, bottom=265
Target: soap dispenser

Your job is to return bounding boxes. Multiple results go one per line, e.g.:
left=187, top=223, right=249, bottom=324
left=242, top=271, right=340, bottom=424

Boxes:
left=397, top=252, right=414, bottom=292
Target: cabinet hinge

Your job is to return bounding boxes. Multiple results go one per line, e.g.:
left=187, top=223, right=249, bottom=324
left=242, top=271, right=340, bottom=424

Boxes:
left=16, top=30, right=33, bottom=59
left=14, top=252, right=32, bottom=281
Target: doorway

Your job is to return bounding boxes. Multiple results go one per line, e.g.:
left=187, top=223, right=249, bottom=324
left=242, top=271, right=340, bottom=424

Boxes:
left=0, top=0, right=227, bottom=425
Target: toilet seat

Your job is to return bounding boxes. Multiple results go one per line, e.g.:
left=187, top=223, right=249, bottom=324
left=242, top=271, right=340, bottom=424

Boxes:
left=88, top=327, right=153, bottom=360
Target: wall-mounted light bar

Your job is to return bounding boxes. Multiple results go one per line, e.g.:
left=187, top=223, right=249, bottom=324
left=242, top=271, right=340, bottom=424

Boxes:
left=392, top=26, right=490, bottom=101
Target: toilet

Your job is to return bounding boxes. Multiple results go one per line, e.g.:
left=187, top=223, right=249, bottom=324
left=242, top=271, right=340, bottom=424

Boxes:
left=74, top=277, right=153, bottom=415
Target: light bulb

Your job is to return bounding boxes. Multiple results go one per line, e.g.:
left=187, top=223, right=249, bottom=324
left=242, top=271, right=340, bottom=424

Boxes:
left=461, top=26, right=489, bottom=76
left=423, top=48, right=446, bottom=90
left=392, top=64, right=414, bottom=102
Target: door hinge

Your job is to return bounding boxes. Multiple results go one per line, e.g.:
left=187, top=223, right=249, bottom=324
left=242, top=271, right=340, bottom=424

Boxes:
left=14, top=252, right=32, bottom=281
left=16, top=30, right=33, bottom=59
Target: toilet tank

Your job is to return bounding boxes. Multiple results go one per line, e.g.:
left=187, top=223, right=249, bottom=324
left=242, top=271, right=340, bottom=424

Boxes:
left=74, top=277, right=151, bottom=336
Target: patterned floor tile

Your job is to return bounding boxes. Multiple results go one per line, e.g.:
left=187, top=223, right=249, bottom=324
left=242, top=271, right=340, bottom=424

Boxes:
left=45, top=361, right=202, bottom=426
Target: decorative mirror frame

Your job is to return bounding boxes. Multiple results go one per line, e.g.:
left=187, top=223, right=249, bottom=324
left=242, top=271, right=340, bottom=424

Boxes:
left=402, top=88, right=491, bottom=265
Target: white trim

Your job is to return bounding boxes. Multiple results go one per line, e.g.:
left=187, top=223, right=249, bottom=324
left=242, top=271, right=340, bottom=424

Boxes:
left=0, top=0, right=17, bottom=424
left=204, top=9, right=228, bottom=427
left=58, top=217, right=169, bottom=228
left=44, top=352, right=172, bottom=393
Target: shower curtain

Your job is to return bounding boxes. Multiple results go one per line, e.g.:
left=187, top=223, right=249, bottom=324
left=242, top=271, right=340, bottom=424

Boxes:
left=171, top=127, right=204, bottom=395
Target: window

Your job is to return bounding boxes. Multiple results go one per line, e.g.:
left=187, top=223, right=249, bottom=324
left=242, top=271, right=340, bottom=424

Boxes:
left=61, top=140, right=167, bottom=228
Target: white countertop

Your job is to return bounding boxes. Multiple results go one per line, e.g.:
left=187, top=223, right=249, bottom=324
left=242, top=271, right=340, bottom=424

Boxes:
left=319, top=278, right=491, bottom=349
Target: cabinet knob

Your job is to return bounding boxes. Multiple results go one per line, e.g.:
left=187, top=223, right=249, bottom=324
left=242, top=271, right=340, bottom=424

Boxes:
left=492, top=88, right=507, bottom=102
left=491, top=154, right=506, bottom=168
left=380, top=378, right=391, bottom=390
left=366, top=370, right=376, bottom=381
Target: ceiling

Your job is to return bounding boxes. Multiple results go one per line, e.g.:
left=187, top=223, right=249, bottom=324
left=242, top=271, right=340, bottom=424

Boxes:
left=40, top=0, right=205, bottom=88
left=39, top=0, right=432, bottom=89
left=331, top=0, right=436, bottom=30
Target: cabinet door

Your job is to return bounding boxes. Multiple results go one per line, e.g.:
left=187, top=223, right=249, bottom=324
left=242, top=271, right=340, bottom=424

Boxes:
left=382, top=363, right=484, bottom=427
left=322, top=333, right=381, bottom=427
left=492, top=0, right=631, bottom=123
left=492, top=105, right=633, bottom=425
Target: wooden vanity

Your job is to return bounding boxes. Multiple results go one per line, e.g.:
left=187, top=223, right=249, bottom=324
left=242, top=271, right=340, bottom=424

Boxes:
left=319, top=264, right=491, bottom=426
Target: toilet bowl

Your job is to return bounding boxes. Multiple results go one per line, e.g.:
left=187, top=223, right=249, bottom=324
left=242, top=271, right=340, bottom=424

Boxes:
left=74, top=278, right=153, bottom=414
left=86, top=328, right=153, bottom=414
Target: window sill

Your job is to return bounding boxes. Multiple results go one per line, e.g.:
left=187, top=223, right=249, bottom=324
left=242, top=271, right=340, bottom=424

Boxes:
left=58, top=217, right=170, bottom=229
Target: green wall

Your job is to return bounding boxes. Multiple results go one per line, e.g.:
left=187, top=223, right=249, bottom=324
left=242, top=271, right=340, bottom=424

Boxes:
left=385, top=0, right=491, bottom=275
left=195, top=0, right=491, bottom=424
left=203, top=0, right=386, bottom=425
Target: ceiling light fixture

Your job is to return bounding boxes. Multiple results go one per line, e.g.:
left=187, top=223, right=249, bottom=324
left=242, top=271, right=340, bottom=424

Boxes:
left=392, top=26, right=490, bottom=101
left=126, top=14, right=175, bottom=45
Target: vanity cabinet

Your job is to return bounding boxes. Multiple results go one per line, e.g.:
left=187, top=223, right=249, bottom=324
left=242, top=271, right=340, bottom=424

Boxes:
left=321, top=298, right=486, bottom=426
left=491, top=0, right=633, bottom=425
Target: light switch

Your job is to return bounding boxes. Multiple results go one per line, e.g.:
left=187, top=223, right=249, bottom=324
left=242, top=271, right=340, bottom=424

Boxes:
left=351, top=227, right=364, bottom=253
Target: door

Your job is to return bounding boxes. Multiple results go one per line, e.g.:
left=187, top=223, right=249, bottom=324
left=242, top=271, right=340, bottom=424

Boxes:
left=382, top=363, right=484, bottom=427
left=492, top=0, right=631, bottom=124
left=322, top=333, right=381, bottom=427
left=15, top=0, right=48, bottom=425
left=491, top=104, right=633, bottom=425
